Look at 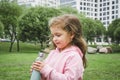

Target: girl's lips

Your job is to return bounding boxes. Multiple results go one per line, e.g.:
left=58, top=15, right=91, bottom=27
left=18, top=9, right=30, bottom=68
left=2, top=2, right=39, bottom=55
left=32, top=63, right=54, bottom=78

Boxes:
left=55, top=42, right=60, bottom=45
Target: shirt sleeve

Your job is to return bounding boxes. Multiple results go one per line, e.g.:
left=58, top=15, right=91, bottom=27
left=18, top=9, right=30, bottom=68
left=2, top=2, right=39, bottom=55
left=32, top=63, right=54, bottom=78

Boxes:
left=40, top=53, right=84, bottom=80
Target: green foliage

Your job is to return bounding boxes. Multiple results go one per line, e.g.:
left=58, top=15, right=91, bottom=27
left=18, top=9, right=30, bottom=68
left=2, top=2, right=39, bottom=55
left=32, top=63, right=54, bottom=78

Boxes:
left=0, top=21, right=4, bottom=37
left=19, top=7, right=61, bottom=48
left=0, top=0, right=23, bottom=29
left=0, top=0, right=23, bottom=52
left=108, top=18, right=120, bottom=43
left=95, top=20, right=106, bottom=35
left=80, top=17, right=105, bottom=43
left=114, top=26, right=120, bottom=43
left=0, top=42, right=40, bottom=53
left=111, top=44, right=120, bottom=53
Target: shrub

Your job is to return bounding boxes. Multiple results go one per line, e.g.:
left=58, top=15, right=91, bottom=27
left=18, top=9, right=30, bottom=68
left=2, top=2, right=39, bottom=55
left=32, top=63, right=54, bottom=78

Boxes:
left=111, top=44, right=120, bottom=53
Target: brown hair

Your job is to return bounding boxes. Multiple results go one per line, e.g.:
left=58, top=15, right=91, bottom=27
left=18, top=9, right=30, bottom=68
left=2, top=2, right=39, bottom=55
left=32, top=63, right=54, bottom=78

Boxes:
left=49, top=14, right=87, bottom=68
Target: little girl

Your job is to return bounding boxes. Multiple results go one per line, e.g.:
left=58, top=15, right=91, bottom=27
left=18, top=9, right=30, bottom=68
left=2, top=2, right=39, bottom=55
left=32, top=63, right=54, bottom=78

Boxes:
left=31, top=14, right=87, bottom=80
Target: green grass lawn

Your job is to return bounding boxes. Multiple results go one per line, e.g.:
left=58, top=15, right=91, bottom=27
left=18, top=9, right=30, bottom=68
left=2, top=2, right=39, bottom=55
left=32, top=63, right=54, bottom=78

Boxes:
left=0, top=42, right=120, bottom=80
left=84, top=53, right=120, bottom=80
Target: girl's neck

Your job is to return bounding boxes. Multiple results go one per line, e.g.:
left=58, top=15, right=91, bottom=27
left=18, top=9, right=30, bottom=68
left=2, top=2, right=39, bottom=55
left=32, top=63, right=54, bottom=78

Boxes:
left=58, top=44, right=72, bottom=53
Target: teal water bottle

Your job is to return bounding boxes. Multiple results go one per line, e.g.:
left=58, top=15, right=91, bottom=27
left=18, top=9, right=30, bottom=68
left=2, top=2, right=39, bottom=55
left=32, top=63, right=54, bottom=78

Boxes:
left=30, top=52, right=44, bottom=80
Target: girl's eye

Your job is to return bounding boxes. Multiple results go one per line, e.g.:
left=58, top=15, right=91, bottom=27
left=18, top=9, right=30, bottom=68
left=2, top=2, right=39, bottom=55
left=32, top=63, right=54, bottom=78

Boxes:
left=51, top=34, right=61, bottom=38
left=56, top=34, right=61, bottom=37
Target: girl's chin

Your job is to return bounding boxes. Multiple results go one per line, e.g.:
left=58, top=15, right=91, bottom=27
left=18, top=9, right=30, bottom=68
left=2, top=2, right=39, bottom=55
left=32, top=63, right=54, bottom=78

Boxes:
left=57, top=46, right=62, bottom=49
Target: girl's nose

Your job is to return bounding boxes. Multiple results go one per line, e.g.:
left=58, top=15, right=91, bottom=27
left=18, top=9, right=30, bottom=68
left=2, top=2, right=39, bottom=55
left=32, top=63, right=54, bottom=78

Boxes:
left=53, top=36, right=57, bottom=42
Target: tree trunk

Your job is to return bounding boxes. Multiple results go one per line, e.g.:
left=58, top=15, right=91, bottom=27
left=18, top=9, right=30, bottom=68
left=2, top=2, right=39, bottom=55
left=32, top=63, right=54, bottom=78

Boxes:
left=9, top=41, right=14, bottom=52
left=17, top=39, right=19, bottom=52
left=15, top=32, right=20, bottom=52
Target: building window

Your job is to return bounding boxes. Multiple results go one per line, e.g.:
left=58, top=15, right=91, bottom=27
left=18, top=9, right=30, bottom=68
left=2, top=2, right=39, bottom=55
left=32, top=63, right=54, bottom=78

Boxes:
left=112, top=11, right=114, bottom=14
left=116, top=15, right=118, bottom=18
left=95, top=13, right=97, bottom=16
left=95, top=9, right=97, bottom=12
left=107, top=12, right=109, bottom=15
left=87, top=3, right=90, bottom=6
left=103, top=12, right=106, bottom=15
left=80, top=2, right=82, bottom=5
left=91, top=4, right=93, bottom=6
left=107, top=7, right=109, bottom=10
left=91, top=13, right=93, bottom=16
left=116, top=5, right=118, bottom=9
left=116, top=0, right=118, bottom=3
left=87, top=8, right=90, bottom=11
left=103, top=8, right=106, bottom=11
left=107, top=2, right=109, bottom=5
left=107, top=21, right=109, bottom=25
left=112, top=6, right=114, bottom=9
left=80, top=7, right=82, bottom=10
left=95, top=4, right=97, bottom=7
left=91, top=8, right=93, bottom=11
left=95, top=0, right=97, bottom=2
left=103, top=3, right=106, bottom=6
left=103, top=17, right=106, bottom=20
left=100, top=4, right=102, bottom=7
left=112, top=16, right=114, bottom=19
left=112, top=1, right=115, bottom=4
left=116, top=10, right=118, bottom=13
left=84, top=2, right=86, bottom=6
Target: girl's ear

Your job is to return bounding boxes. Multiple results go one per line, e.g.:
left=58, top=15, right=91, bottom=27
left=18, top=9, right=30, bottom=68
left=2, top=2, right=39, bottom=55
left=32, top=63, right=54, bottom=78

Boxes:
left=70, top=32, right=75, bottom=40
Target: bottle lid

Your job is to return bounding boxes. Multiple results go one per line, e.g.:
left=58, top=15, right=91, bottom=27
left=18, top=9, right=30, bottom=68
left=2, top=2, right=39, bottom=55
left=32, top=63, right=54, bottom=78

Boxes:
left=38, top=52, right=44, bottom=57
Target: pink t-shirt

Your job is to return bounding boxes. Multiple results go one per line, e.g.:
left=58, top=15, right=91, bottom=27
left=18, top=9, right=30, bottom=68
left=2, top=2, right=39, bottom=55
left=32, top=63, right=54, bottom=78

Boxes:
left=40, top=45, right=84, bottom=80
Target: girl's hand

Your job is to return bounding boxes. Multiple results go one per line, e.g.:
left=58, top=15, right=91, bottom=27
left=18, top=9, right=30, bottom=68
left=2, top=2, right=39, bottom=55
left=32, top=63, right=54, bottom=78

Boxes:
left=32, top=61, right=45, bottom=72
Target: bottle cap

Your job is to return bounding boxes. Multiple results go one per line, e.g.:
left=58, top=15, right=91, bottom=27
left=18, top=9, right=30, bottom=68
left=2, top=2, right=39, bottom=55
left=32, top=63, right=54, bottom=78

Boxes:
left=38, top=52, right=44, bottom=57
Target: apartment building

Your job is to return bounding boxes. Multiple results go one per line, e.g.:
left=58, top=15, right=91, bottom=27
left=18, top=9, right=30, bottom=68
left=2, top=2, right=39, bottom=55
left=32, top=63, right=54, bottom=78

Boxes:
left=17, top=0, right=120, bottom=29
left=60, top=0, right=120, bottom=29
left=17, top=0, right=59, bottom=8
left=80, top=0, right=120, bottom=29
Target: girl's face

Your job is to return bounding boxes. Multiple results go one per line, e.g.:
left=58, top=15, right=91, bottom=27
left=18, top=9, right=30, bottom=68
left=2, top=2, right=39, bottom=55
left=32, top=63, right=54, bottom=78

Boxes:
left=50, top=26, right=74, bottom=52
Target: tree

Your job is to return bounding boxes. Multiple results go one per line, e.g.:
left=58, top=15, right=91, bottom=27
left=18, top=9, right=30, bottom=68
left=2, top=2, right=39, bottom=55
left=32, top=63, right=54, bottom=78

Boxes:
left=79, top=16, right=105, bottom=44
left=0, top=0, right=23, bottom=52
left=19, top=7, right=61, bottom=49
left=95, top=20, right=106, bottom=36
left=0, top=21, right=4, bottom=37
left=114, top=26, right=120, bottom=44
left=108, top=18, right=120, bottom=43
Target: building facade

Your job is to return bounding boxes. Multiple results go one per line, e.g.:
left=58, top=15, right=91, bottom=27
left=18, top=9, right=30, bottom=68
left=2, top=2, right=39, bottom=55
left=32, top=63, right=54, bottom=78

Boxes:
left=17, top=0, right=120, bottom=29
left=60, top=0, right=120, bottom=29
left=17, top=0, right=60, bottom=8
left=79, top=0, right=120, bottom=29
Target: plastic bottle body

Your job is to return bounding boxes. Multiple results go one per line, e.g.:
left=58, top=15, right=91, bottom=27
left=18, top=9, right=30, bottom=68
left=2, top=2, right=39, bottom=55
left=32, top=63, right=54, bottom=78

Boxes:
left=30, top=52, right=44, bottom=80
left=30, top=70, right=41, bottom=80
